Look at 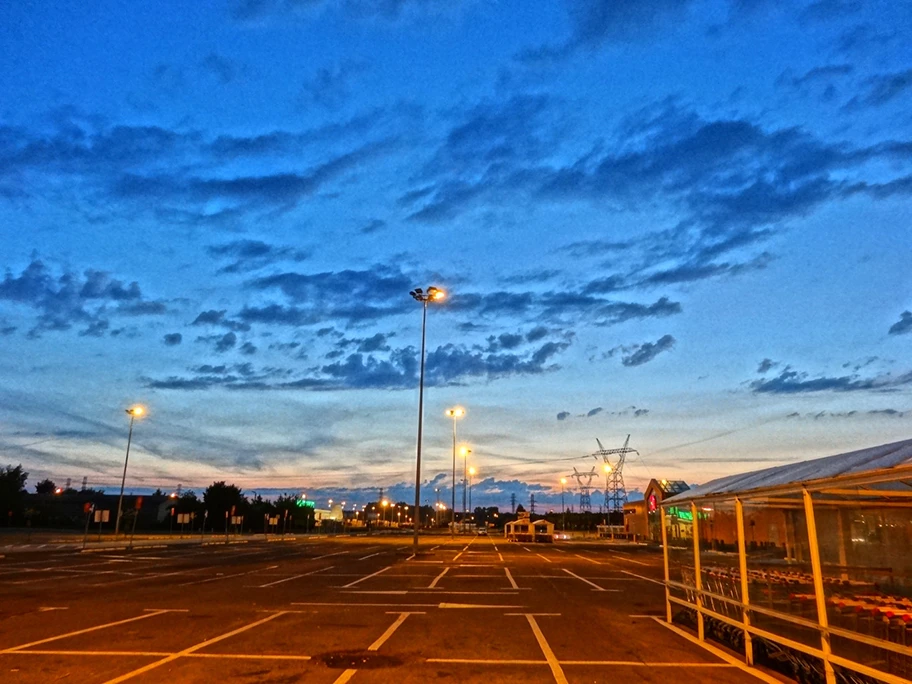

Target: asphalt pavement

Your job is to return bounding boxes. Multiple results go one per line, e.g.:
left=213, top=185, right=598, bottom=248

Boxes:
left=0, top=534, right=777, bottom=683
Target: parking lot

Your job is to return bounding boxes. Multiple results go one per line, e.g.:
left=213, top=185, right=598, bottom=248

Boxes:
left=0, top=535, right=771, bottom=683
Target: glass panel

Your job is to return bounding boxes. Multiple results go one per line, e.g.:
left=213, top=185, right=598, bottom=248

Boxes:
left=697, top=502, right=742, bottom=620
left=742, top=495, right=820, bottom=636
left=811, top=488, right=912, bottom=679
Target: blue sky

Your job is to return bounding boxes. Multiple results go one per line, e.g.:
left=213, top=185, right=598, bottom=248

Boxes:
left=1, top=0, right=910, bottom=511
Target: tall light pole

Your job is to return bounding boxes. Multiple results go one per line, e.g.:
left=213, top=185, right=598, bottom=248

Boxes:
left=115, top=405, right=144, bottom=536
left=468, top=466, right=476, bottom=518
left=560, top=477, right=567, bottom=531
left=445, top=406, right=465, bottom=536
left=410, top=286, right=446, bottom=551
left=460, top=446, right=472, bottom=522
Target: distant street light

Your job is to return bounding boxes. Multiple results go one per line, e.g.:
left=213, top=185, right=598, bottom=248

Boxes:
left=115, top=405, right=144, bottom=536
left=410, top=286, right=445, bottom=551
left=445, top=406, right=465, bottom=536
left=381, top=499, right=389, bottom=527
left=460, top=446, right=472, bottom=522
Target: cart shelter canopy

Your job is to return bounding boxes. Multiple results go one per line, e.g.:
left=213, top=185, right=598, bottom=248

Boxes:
left=664, top=437, right=912, bottom=503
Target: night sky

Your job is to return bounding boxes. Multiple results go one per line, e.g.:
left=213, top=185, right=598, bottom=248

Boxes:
left=1, top=0, right=910, bottom=511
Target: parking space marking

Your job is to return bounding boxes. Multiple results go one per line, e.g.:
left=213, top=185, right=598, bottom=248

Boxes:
left=428, top=566, right=450, bottom=588
left=102, top=611, right=288, bottom=684
left=1, top=610, right=172, bottom=653
left=340, top=565, right=390, bottom=588
left=573, top=554, right=600, bottom=564
left=358, top=552, right=381, bottom=560
left=610, top=553, right=652, bottom=566
left=620, top=569, right=664, bottom=585
left=504, top=567, right=519, bottom=589
left=561, top=568, right=615, bottom=592
left=256, top=565, right=335, bottom=588
left=178, top=564, right=278, bottom=586
left=498, top=552, right=504, bottom=561
left=652, top=617, right=780, bottom=683
left=313, top=550, right=349, bottom=560
left=536, top=553, right=553, bottom=563
left=332, top=611, right=420, bottom=684
left=523, top=613, right=569, bottom=684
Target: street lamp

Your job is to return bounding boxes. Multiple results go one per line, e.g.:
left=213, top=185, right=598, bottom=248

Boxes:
left=445, top=406, right=465, bottom=536
left=468, top=466, right=476, bottom=518
left=115, top=405, right=144, bottom=536
left=460, top=446, right=472, bottom=522
left=560, top=477, right=567, bottom=531
left=381, top=499, right=389, bottom=527
left=410, top=285, right=445, bottom=551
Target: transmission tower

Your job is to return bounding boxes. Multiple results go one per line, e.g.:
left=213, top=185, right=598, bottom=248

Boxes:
left=571, top=466, right=597, bottom=511
left=590, top=435, right=638, bottom=516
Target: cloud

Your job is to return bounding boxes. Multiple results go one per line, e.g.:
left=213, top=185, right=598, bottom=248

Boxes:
left=207, top=240, right=310, bottom=273
left=191, top=309, right=251, bottom=332
left=557, top=411, right=570, bottom=421
left=800, top=0, right=862, bottom=23
left=586, top=407, right=603, bottom=417
left=750, top=365, right=912, bottom=394
left=231, top=0, right=464, bottom=22
left=0, top=259, right=166, bottom=337
left=757, top=358, right=777, bottom=374
left=889, top=311, right=912, bottom=335
left=361, top=218, right=387, bottom=234
left=147, top=333, right=573, bottom=392
left=163, top=333, right=183, bottom=346
left=786, top=408, right=907, bottom=419
left=299, top=60, right=367, bottom=109
left=519, top=0, right=694, bottom=61
left=619, top=334, right=676, bottom=367
left=200, top=53, right=241, bottom=84
left=846, top=69, right=912, bottom=109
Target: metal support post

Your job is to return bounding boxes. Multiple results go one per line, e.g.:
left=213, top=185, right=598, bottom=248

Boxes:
left=735, top=498, right=754, bottom=665
left=691, top=501, right=705, bottom=641
left=803, top=486, right=836, bottom=684
left=660, top=506, right=672, bottom=623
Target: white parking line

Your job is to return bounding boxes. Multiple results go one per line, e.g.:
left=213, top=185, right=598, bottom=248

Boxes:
left=332, top=612, right=420, bottom=684
left=256, top=565, right=334, bottom=588
left=573, top=554, right=600, bottom=564
left=523, top=614, right=569, bottom=684
left=620, top=569, right=664, bottom=586
left=358, top=552, right=381, bottom=560
left=179, top=564, right=278, bottom=586
left=536, top=554, right=553, bottom=563
left=428, top=567, right=450, bottom=588
left=102, top=611, right=288, bottom=684
left=505, top=567, right=519, bottom=589
left=341, top=565, right=390, bottom=588
left=1, top=610, right=173, bottom=652
left=562, top=568, right=616, bottom=592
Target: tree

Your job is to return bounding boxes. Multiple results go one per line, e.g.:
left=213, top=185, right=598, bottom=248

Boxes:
left=0, top=464, right=28, bottom=524
left=35, top=478, right=56, bottom=494
left=203, top=481, right=245, bottom=522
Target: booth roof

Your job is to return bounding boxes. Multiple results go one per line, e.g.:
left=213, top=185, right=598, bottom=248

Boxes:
left=664, top=437, right=912, bottom=503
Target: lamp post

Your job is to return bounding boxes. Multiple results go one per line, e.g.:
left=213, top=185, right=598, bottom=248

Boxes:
left=445, top=407, right=465, bottom=536
left=381, top=499, right=389, bottom=528
left=460, top=446, right=472, bottom=523
left=115, top=405, right=144, bottom=536
left=468, top=466, right=476, bottom=519
left=560, top=477, right=567, bottom=531
left=409, top=286, right=445, bottom=551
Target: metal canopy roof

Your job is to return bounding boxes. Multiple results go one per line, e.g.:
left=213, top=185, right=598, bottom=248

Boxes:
left=663, top=437, right=912, bottom=504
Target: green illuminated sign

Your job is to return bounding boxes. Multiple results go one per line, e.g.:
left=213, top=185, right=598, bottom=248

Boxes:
left=667, top=506, right=693, bottom=521
left=296, top=499, right=315, bottom=508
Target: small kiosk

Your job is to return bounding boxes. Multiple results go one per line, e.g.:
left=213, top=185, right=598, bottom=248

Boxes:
left=505, top=512, right=554, bottom=543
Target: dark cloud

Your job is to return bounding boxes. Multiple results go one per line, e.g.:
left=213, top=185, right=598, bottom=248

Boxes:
left=787, top=408, right=907, bottom=419
left=190, top=309, right=251, bottom=332
left=846, top=69, right=912, bottom=109
left=147, top=333, right=572, bottom=392
left=620, top=334, right=676, bottom=367
left=800, top=0, right=862, bottom=23
left=0, top=259, right=165, bottom=336
left=757, top=358, right=777, bottom=374
left=519, top=0, right=694, bottom=61
left=557, top=411, right=570, bottom=421
left=231, top=0, right=460, bottom=22
left=778, top=64, right=854, bottom=89
left=207, top=240, right=310, bottom=273
left=240, top=342, right=257, bottom=355
left=200, top=53, right=241, bottom=84
left=750, top=365, right=912, bottom=394
left=361, top=218, right=387, bottom=234
left=586, top=407, right=603, bottom=417
left=889, top=311, right=912, bottom=335
left=163, top=333, right=182, bottom=346
left=300, top=60, right=367, bottom=109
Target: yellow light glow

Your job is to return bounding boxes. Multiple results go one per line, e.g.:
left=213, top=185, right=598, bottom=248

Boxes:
left=381, top=500, right=388, bottom=507
left=432, top=288, right=445, bottom=300
left=469, top=467, right=476, bottom=476
left=560, top=477, right=567, bottom=485
left=446, top=406, right=465, bottom=418
left=129, top=405, right=144, bottom=417
left=603, top=464, right=612, bottom=473
left=460, top=446, right=471, bottom=456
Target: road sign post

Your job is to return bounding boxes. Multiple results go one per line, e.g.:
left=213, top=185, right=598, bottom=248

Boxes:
left=82, top=503, right=94, bottom=549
